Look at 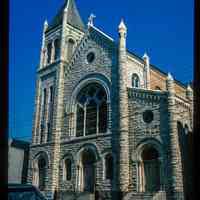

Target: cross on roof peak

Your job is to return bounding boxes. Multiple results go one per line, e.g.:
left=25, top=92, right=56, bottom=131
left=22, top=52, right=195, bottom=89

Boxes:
left=88, top=13, right=96, bottom=27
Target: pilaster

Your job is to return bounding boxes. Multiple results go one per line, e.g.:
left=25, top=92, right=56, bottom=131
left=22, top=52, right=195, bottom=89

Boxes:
left=166, top=73, right=184, bottom=199
left=60, top=7, right=68, bottom=61
left=117, top=19, right=130, bottom=192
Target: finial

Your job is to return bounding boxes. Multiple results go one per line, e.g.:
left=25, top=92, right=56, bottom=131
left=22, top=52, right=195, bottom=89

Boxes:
left=43, top=19, right=48, bottom=32
left=64, top=6, right=68, bottom=12
left=88, top=13, right=96, bottom=27
left=167, top=72, right=174, bottom=81
left=118, top=18, right=127, bottom=32
left=44, top=19, right=48, bottom=26
left=187, top=84, right=193, bottom=92
left=143, top=52, right=149, bottom=60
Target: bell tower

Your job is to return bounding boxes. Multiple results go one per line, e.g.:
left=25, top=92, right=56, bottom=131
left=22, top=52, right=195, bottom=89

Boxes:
left=30, top=0, right=86, bottom=198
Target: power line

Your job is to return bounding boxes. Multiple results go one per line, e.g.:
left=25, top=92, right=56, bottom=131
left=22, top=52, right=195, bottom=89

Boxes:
left=10, top=68, right=193, bottom=139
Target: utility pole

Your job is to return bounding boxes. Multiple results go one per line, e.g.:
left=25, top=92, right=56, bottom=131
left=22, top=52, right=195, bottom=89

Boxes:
left=193, top=0, right=200, bottom=199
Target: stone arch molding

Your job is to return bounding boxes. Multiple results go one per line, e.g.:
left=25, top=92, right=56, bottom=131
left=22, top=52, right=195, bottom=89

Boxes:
left=32, top=151, right=50, bottom=187
left=75, top=143, right=101, bottom=192
left=66, top=73, right=111, bottom=114
left=134, top=138, right=164, bottom=161
left=60, top=152, right=74, bottom=168
left=76, top=143, right=101, bottom=164
left=133, top=138, right=165, bottom=192
left=33, top=151, right=50, bottom=169
left=65, top=73, right=111, bottom=137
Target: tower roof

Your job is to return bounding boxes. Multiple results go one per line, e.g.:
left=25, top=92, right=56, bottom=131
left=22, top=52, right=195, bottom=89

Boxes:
left=46, top=0, right=85, bottom=32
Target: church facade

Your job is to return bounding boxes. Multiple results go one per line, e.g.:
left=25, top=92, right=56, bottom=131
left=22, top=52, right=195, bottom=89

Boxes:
left=27, top=0, right=193, bottom=199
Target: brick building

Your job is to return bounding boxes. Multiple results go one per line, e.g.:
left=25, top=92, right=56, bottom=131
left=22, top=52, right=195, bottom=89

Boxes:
left=27, top=0, right=193, bottom=199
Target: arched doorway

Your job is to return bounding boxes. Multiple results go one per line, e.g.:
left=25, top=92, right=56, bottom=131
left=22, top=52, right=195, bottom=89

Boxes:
left=78, top=147, right=97, bottom=193
left=141, top=146, right=161, bottom=192
left=32, top=152, right=48, bottom=191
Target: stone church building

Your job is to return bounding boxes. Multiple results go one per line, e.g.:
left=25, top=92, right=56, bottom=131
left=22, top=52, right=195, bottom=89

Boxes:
left=27, top=0, right=193, bottom=199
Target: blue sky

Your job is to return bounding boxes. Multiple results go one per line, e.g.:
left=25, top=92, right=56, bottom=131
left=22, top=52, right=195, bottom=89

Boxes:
left=9, top=0, right=194, bottom=141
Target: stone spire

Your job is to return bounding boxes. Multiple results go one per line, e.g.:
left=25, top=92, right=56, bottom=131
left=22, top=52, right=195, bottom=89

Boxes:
left=117, top=18, right=130, bottom=192
left=46, top=0, right=85, bottom=32
left=143, top=52, right=150, bottom=89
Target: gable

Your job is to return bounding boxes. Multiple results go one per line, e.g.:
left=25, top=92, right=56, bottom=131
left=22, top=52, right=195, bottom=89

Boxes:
left=65, top=26, right=117, bottom=77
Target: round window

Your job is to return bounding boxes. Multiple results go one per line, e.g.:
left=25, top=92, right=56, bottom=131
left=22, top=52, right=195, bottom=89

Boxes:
left=143, top=110, right=154, bottom=123
left=87, top=52, right=95, bottom=63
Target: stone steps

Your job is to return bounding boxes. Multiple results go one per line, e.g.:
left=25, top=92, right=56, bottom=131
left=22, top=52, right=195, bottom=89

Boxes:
left=124, top=192, right=153, bottom=200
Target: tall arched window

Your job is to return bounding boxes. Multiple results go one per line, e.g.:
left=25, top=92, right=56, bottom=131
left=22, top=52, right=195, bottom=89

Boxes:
left=76, top=83, right=108, bottom=137
left=105, top=154, right=113, bottom=180
left=41, top=88, right=47, bottom=143
left=132, top=74, right=140, bottom=88
left=54, top=39, right=60, bottom=60
left=47, top=42, right=52, bottom=64
left=38, top=157, right=46, bottom=191
left=141, top=146, right=160, bottom=192
left=47, top=86, right=54, bottom=142
left=64, top=158, right=72, bottom=181
left=67, top=38, right=75, bottom=61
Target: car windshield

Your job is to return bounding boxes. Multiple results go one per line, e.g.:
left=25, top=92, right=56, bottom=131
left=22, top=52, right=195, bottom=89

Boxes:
left=8, top=191, right=45, bottom=200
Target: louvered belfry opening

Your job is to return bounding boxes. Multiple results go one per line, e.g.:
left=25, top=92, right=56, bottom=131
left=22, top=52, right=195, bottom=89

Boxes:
left=76, top=83, right=108, bottom=137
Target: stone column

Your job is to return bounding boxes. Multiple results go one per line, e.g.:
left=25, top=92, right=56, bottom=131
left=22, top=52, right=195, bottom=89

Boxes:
left=158, top=157, right=164, bottom=191
left=40, top=20, right=48, bottom=69
left=117, top=19, right=130, bottom=192
left=136, top=161, right=140, bottom=192
left=51, top=40, right=55, bottom=63
left=166, top=73, right=184, bottom=199
left=107, top=101, right=111, bottom=132
left=143, top=53, right=150, bottom=89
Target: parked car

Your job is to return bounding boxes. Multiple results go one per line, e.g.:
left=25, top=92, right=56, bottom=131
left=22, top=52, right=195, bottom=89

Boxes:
left=8, top=184, right=47, bottom=200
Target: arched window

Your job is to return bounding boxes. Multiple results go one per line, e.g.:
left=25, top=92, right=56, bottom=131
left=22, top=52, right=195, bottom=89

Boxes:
left=54, top=39, right=60, bottom=60
left=132, top=74, right=140, bottom=88
left=41, top=88, right=47, bottom=143
left=47, top=86, right=54, bottom=142
left=67, top=38, right=75, bottom=61
left=86, top=99, right=97, bottom=135
left=38, top=157, right=46, bottom=191
left=47, top=42, right=52, bottom=64
left=64, top=159, right=72, bottom=181
left=155, top=86, right=161, bottom=90
left=105, top=154, right=113, bottom=180
left=76, top=83, right=108, bottom=137
left=141, top=146, right=160, bottom=192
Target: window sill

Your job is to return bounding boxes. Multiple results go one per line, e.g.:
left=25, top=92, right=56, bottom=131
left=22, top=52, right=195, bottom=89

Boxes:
left=61, top=132, right=112, bottom=144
